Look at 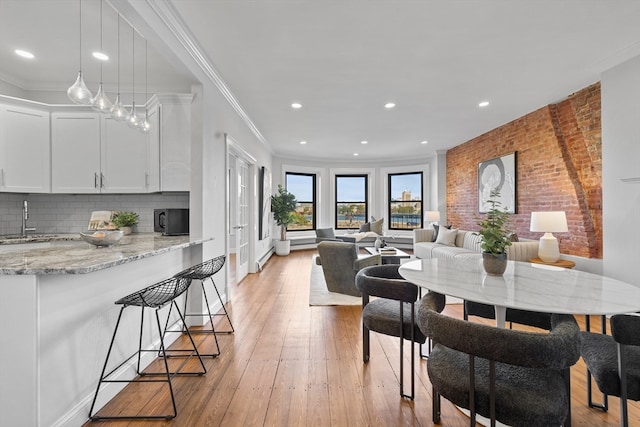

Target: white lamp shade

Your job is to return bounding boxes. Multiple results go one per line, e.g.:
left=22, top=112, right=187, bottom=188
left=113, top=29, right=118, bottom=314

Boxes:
left=530, top=211, right=568, bottom=233
left=424, top=211, right=441, bottom=222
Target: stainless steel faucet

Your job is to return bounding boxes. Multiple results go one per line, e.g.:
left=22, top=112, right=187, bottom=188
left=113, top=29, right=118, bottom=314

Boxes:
left=21, top=200, right=36, bottom=237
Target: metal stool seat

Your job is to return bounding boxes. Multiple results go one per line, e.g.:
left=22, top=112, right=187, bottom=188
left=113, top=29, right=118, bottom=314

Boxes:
left=89, top=277, right=207, bottom=421
left=174, top=255, right=234, bottom=340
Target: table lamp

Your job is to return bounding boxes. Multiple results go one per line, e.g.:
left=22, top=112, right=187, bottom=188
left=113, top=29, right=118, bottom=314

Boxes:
left=424, top=211, right=440, bottom=229
left=530, top=211, right=568, bottom=263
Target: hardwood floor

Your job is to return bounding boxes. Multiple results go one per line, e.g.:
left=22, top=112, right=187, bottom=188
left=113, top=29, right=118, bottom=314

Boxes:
left=86, top=249, right=638, bottom=426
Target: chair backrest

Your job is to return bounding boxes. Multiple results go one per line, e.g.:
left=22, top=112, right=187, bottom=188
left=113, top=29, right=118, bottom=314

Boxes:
left=315, top=228, right=336, bottom=240
left=611, top=314, right=640, bottom=346
left=316, top=241, right=361, bottom=296
left=418, top=297, right=580, bottom=370
left=356, top=264, right=419, bottom=303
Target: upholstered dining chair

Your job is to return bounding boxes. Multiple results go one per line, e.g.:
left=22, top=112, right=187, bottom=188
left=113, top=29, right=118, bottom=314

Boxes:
left=580, top=314, right=640, bottom=427
left=418, top=296, right=580, bottom=426
left=355, top=265, right=446, bottom=399
left=316, top=241, right=380, bottom=296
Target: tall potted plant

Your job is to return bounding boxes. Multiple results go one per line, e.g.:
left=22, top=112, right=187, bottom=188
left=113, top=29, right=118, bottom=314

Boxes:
left=475, top=188, right=512, bottom=275
left=271, top=184, right=297, bottom=256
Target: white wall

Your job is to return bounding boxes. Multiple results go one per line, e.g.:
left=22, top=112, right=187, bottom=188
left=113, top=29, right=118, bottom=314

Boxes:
left=602, top=55, right=640, bottom=285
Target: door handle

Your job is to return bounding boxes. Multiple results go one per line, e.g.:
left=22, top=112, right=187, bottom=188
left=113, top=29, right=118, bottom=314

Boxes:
left=233, top=225, right=245, bottom=229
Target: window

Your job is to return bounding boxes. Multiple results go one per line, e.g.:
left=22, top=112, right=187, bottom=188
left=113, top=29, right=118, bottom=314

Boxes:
left=335, top=175, right=368, bottom=230
left=388, top=172, right=423, bottom=230
left=286, top=172, right=316, bottom=231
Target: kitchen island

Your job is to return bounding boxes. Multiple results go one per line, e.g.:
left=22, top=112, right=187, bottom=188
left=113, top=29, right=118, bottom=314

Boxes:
left=0, top=233, right=215, bottom=427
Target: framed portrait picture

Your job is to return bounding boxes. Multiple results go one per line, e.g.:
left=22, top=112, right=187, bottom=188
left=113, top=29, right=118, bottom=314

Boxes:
left=259, top=166, right=272, bottom=240
left=478, top=152, right=517, bottom=213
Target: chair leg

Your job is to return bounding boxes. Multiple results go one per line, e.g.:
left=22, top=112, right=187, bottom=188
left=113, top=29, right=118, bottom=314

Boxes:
left=363, top=325, right=370, bottom=363
left=586, top=315, right=609, bottom=412
left=432, top=387, right=441, bottom=424
left=618, top=343, right=629, bottom=427
left=207, top=277, right=235, bottom=334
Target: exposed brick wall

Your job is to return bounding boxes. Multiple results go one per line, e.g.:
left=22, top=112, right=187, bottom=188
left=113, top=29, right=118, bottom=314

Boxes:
left=446, top=82, right=602, bottom=258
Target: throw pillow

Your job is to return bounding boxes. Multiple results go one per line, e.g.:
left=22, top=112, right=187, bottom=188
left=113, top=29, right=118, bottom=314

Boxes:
left=359, top=222, right=371, bottom=232
left=370, top=218, right=384, bottom=235
left=435, top=227, right=458, bottom=246
left=432, top=224, right=452, bottom=242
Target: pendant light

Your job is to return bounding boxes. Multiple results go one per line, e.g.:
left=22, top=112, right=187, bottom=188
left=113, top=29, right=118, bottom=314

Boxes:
left=139, top=39, right=151, bottom=134
left=91, top=0, right=112, bottom=113
left=67, top=0, right=93, bottom=105
left=127, top=26, right=139, bottom=129
left=110, top=13, right=127, bottom=121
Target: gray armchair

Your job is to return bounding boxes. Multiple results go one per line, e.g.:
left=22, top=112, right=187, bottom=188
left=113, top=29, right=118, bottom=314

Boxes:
left=315, top=241, right=380, bottom=296
left=315, top=228, right=340, bottom=243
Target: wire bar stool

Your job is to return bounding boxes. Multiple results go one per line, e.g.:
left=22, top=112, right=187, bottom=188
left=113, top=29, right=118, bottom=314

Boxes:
left=173, top=255, right=233, bottom=342
left=89, top=277, right=206, bottom=421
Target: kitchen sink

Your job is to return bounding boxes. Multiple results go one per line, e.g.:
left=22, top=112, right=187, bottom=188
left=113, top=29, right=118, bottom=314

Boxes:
left=0, top=234, right=81, bottom=252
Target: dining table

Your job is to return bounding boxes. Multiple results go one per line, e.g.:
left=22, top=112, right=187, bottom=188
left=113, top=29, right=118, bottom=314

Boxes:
left=399, top=257, right=640, bottom=328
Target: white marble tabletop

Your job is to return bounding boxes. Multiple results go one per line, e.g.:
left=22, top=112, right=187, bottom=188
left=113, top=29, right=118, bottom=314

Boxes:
left=0, top=233, right=214, bottom=275
left=399, top=258, right=640, bottom=321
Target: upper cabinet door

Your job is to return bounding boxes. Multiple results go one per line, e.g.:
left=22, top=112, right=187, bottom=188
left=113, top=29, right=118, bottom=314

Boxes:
left=51, top=112, right=101, bottom=193
left=157, top=95, right=192, bottom=191
left=0, top=104, right=50, bottom=193
left=101, top=116, right=149, bottom=193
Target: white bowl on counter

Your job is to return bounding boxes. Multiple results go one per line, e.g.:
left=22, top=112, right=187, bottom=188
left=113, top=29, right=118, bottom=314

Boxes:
left=79, top=230, right=124, bottom=247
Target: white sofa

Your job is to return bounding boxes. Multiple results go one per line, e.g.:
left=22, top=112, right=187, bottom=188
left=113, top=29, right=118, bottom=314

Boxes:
left=413, top=228, right=539, bottom=262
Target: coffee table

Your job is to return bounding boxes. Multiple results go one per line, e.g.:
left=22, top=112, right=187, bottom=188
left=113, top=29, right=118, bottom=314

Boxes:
left=364, top=246, right=411, bottom=264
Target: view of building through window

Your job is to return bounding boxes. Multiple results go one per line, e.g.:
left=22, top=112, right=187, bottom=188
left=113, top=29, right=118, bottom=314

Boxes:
left=286, top=173, right=315, bottom=231
left=336, top=175, right=368, bottom=230
left=388, top=172, right=423, bottom=230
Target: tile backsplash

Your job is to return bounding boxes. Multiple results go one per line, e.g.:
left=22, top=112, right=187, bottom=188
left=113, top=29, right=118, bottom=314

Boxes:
left=0, top=193, right=189, bottom=235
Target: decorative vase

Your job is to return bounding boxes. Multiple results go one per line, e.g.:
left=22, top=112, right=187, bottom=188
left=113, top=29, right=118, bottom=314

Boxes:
left=482, top=252, right=507, bottom=276
left=119, top=226, right=132, bottom=235
left=374, top=236, right=385, bottom=250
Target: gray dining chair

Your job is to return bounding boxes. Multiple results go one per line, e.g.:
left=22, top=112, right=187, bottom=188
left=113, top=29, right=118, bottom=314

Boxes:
left=580, top=314, right=640, bottom=427
left=355, top=265, right=445, bottom=400
left=418, top=296, right=581, bottom=426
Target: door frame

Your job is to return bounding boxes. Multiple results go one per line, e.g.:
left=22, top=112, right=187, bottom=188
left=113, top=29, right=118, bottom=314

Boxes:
left=225, top=134, right=257, bottom=283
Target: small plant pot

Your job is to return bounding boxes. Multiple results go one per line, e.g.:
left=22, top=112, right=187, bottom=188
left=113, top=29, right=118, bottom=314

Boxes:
left=275, top=240, right=291, bottom=256
left=119, top=226, right=132, bottom=235
left=482, top=252, right=507, bottom=276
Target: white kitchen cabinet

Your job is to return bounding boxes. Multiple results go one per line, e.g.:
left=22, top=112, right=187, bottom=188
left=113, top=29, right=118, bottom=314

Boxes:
left=101, top=116, right=149, bottom=193
left=0, top=103, right=50, bottom=193
left=150, top=94, right=193, bottom=191
left=51, top=112, right=102, bottom=193
left=51, top=112, right=151, bottom=193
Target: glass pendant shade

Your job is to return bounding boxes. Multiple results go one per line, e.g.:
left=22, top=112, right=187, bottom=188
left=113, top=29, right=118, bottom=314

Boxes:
left=67, top=71, right=93, bottom=105
left=140, top=110, right=151, bottom=134
left=127, top=102, right=139, bottom=128
left=110, top=94, right=128, bottom=121
left=91, top=83, right=112, bottom=113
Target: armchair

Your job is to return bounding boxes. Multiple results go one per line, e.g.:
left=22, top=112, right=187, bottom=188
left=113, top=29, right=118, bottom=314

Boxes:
left=315, top=228, right=340, bottom=243
left=315, top=241, right=381, bottom=296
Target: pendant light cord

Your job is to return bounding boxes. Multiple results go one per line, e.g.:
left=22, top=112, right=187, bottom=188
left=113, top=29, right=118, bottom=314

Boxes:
left=99, top=0, right=103, bottom=82
left=116, top=13, right=120, bottom=93
left=131, top=26, right=135, bottom=105
left=78, top=0, right=82, bottom=72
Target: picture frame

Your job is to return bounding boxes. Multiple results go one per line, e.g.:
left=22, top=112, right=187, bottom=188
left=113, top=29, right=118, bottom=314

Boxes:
left=478, top=152, right=517, bottom=213
left=259, top=166, right=272, bottom=240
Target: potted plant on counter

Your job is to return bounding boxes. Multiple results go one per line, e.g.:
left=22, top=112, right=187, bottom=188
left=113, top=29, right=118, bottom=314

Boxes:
left=475, top=189, right=512, bottom=275
left=111, top=211, right=139, bottom=235
left=270, top=184, right=297, bottom=256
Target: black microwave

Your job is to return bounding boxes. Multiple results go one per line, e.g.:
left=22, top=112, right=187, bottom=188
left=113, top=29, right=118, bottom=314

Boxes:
left=154, top=209, right=189, bottom=236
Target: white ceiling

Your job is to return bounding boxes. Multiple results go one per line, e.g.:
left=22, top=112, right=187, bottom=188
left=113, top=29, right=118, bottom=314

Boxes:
left=2, top=0, right=640, bottom=162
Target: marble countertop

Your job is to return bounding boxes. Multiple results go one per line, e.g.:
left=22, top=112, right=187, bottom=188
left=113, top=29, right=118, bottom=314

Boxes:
left=0, top=233, right=214, bottom=275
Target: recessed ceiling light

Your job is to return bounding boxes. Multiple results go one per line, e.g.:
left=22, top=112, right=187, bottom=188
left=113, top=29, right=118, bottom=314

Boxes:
left=421, top=140, right=428, bottom=145
left=15, top=49, right=34, bottom=59
left=361, top=140, right=368, bottom=144
left=291, top=102, right=302, bottom=109
left=299, top=140, right=307, bottom=145
left=92, top=52, right=109, bottom=61
left=353, top=153, right=359, bottom=156
left=478, top=101, right=490, bottom=108
left=384, top=102, right=396, bottom=109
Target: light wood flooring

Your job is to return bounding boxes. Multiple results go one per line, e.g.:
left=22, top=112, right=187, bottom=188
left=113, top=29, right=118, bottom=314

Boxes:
left=86, top=249, right=638, bottom=426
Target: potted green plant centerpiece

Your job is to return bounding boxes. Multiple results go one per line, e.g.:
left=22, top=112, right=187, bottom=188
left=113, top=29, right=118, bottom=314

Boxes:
left=270, top=184, right=297, bottom=256
left=111, top=211, right=139, bottom=235
left=475, top=189, right=512, bottom=275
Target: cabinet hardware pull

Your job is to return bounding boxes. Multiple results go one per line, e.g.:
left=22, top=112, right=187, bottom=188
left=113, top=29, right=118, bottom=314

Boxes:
left=0, top=169, right=4, bottom=187
left=145, top=173, right=149, bottom=188
left=94, top=173, right=98, bottom=189
left=100, top=173, right=105, bottom=188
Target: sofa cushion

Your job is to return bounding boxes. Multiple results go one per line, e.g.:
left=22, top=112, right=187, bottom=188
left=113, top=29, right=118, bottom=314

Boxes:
left=462, top=232, right=483, bottom=252
left=432, top=224, right=452, bottom=242
left=370, top=218, right=384, bottom=235
left=435, top=227, right=458, bottom=246
left=431, top=246, right=478, bottom=259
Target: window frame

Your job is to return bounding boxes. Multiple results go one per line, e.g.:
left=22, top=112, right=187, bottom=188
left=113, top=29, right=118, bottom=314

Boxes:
left=387, top=171, right=424, bottom=231
left=285, top=172, right=316, bottom=232
left=334, top=174, right=369, bottom=230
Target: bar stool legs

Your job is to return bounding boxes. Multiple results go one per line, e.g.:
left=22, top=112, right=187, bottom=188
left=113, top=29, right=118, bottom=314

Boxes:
left=89, top=277, right=206, bottom=421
